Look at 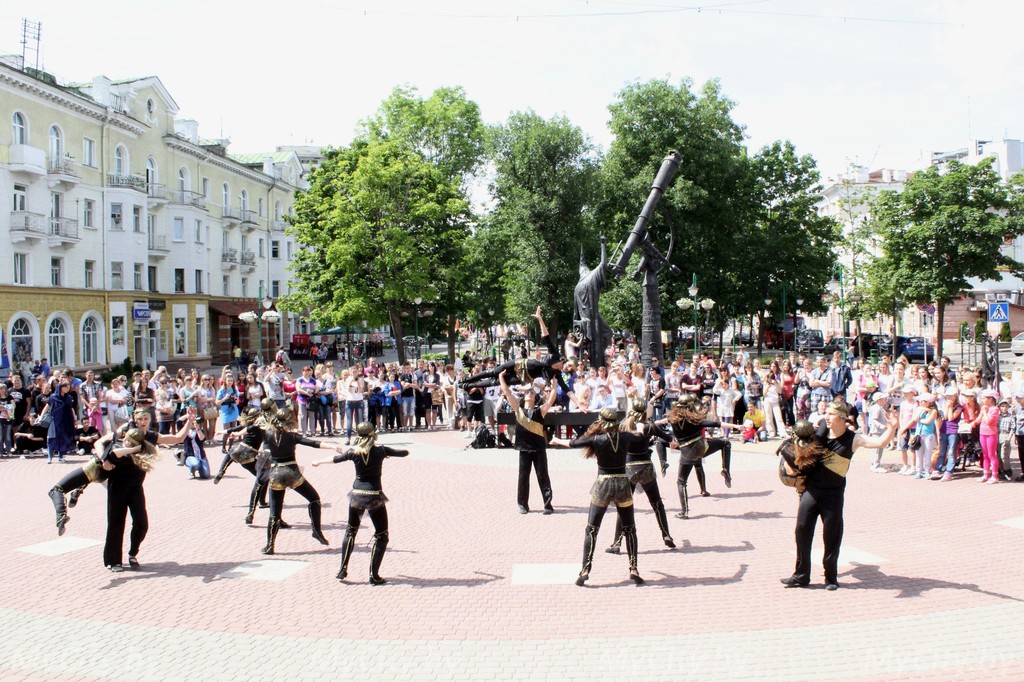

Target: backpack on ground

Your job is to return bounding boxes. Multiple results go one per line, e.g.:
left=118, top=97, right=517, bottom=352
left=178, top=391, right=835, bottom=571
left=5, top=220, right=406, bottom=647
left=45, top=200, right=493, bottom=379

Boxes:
left=470, top=425, right=496, bottom=449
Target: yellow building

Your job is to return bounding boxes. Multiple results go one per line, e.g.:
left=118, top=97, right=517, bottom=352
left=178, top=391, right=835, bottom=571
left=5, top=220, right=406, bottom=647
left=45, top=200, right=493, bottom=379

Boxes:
left=0, top=57, right=304, bottom=373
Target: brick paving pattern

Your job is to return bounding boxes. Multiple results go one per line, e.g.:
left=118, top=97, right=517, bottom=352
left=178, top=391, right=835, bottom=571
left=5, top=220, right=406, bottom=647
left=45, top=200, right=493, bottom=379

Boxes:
left=3, top=429, right=1023, bottom=680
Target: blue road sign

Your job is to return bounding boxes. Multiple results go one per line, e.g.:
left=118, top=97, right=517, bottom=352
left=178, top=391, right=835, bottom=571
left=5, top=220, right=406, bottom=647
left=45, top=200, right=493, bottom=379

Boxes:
left=989, top=302, right=1009, bottom=323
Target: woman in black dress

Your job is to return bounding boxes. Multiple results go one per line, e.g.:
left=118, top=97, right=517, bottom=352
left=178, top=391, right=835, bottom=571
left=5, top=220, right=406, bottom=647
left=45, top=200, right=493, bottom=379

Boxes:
left=258, top=404, right=340, bottom=555
left=556, top=407, right=645, bottom=587
left=606, top=399, right=675, bottom=553
left=214, top=403, right=289, bottom=527
left=665, top=394, right=739, bottom=519
left=313, top=421, right=408, bottom=584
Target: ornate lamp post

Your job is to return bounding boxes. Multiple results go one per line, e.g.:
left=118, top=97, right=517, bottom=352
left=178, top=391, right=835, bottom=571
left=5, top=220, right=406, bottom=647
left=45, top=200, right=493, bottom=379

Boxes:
left=676, top=274, right=714, bottom=358
left=413, top=296, right=423, bottom=361
left=238, top=283, right=279, bottom=366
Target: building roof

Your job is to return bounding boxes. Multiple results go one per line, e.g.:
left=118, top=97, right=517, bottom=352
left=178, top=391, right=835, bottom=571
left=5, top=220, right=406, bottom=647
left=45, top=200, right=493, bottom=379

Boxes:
left=228, top=152, right=296, bottom=166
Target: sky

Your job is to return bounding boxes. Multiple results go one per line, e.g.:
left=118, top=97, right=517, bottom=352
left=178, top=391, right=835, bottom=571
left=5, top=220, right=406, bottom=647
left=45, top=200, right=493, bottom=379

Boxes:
left=11, top=0, right=1024, bottom=182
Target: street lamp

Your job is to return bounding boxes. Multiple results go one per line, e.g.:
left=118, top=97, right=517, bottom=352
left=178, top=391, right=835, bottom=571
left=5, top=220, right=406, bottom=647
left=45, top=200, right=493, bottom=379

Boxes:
left=238, top=283, right=279, bottom=367
left=795, top=297, right=804, bottom=349
left=828, top=265, right=848, bottom=361
left=413, top=296, right=422, bottom=361
left=676, top=274, right=713, bottom=358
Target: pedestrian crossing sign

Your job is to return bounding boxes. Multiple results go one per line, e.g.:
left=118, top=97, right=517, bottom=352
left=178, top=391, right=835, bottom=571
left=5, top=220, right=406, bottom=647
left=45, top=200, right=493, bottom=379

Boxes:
left=989, top=302, right=1009, bottom=323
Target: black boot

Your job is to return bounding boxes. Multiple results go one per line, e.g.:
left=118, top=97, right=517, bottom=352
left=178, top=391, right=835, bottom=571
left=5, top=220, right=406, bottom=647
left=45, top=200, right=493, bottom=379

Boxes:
left=623, top=524, right=644, bottom=584
left=577, top=524, right=599, bottom=586
left=262, top=518, right=281, bottom=555
left=652, top=499, right=675, bottom=548
left=656, top=442, right=669, bottom=476
left=336, top=524, right=358, bottom=580
left=309, top=500, right=329, bottom=545
left=606, top=515, right=623, bottom=554
left=244, top=483, right=262, bottom=525
left=368, top=531, right=389, bottom=585
left=695, top=465, right=709, bottom=496
left=675, top=479, right=689, bottom=519
left=48, top=485, right=69, bottom=536
left=67, top=486, right=85, bottom=509
left=213, top=456, right=231, bottom=485
left=720, top=442, right=732, bottom=488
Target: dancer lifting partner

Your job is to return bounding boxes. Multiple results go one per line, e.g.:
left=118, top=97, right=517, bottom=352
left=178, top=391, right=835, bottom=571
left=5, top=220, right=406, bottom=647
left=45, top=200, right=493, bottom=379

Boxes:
left=554, top=407, right=645, bottom=586
left=498, top=370, right=557, bottom=515
left=214, top=403, right=289, bottom=528
left=665, top=394, right=740, bottom=519
left=46, top=431, right=138, bottom=536
left=312, top=421, right=409, bottom=584
left=259, top=404, right=341, bottom=555
left=462, top=308, right=578, bottom=406
left=607, top=398, right=675, bottom=553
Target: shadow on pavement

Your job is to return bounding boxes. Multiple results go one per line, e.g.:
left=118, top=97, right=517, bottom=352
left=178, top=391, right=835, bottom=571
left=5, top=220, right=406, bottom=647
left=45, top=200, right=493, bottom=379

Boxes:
left=101, top=560, right=248, bottom=588
left=840, top=563, right=1024, bottom=601
left=388, top=572, right=504, bottom=588
left=679, top=539, right=755, bottom=554
left=709, top=489, right=774, bottom=499
left=693, top=510, right=784, bottom=521
left=642, top=564, right=749, bottom=589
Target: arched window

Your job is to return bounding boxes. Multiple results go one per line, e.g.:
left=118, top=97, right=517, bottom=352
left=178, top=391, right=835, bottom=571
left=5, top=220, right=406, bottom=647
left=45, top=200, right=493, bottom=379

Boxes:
left=178, top=167, right=189, bottom=192
left=12, top=112, right=26, bottom=145
left=258, top=197, right=264, bottom=217
left=48, top=318, right=67, bottom=366
left=81, top=316, right=99, bottom=365
left=240, top=189, right=249, bottom=212
left=222, top=183, right=230, bottom=210
left=49, top=125, right=63, bottom=160
left=146, top=158, right=157, bottom=186
left=114, top=146, right=127, bottom=176
left=274, top=200, right=282, bottom=221
left=10, top=317, right=34, bottom=364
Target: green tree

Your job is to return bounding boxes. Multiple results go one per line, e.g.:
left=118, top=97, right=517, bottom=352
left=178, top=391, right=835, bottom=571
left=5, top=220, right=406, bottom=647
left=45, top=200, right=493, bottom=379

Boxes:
left=871, top=158, right=1024, bottom=356
left=481, top=110, right=600, bottom=334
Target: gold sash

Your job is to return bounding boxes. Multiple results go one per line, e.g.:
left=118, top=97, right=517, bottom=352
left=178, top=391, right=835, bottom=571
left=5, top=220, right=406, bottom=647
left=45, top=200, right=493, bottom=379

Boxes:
left=516, top=407, right=546, bottom=438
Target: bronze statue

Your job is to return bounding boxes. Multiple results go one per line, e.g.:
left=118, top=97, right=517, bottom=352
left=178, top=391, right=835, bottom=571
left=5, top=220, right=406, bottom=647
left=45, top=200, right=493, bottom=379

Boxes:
left=573, top=237, right=614, bottom=368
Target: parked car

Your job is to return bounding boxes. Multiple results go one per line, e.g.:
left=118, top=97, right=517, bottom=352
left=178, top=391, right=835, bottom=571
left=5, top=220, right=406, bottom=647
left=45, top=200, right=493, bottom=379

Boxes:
left=881, top=335, right=935, bottom=362
left=795, top=329, right=824, bottom=353
left=823, top=335, right=852, bottom=357
left=402, top=335, right=427, bottom=348
left=1013, top=332, right=1024, bottom=357
left=731, top=331, right=754, bottom=347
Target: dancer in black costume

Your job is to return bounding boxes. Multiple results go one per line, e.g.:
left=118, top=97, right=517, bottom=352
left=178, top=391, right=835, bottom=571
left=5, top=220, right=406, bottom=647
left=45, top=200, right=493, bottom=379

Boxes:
left=606, top=398, right=675, bottom=552
left=665, top=394, right=740, bottom=519
left=46, top=431, right=136, bottom=536
left=259, top=404, right=340, bottom=555
left=462, top=308, right=578, bottom=406
left=498, top=370, right=557, bottom=515
left=312, top=421, right=409, bottom=584
left=554, top=407, right=645, bottom=586
left=214, top=403, right=289, bottom=528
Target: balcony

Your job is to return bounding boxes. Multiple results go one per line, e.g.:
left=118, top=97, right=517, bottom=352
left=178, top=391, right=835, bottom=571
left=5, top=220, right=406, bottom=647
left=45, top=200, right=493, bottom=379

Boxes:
left=146, top=183, right=169, bottom=208
left=271, top=219, right=287, bottom=233
left=108, top=173, right=147, bottom=192
left=148, top=233, right=170, bottom=259
left=222, top=206, right=241, bottom=225
left=47, top=156, right=80, bottom=188
left=168, top=189, right=208, bottom=210
left=239, top=249, right=256, bottom=271
left=48, top=216, right=80, bottom=248
left=8, top=144, right=47, bottom=175
left=10, top=211, right=47, bottom=243
left=221, top=248, right=239, bottom=270
left=240, top=209, right=259, bottom=232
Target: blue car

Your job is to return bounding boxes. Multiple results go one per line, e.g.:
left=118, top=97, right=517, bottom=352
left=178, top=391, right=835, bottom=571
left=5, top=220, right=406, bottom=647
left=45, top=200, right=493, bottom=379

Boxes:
left=888, top=335, right=935, bottom=362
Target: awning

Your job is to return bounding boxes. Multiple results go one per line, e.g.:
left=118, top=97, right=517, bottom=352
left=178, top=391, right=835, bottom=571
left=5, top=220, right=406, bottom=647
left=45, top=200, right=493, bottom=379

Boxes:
left=208, top=300, right=260, bottom=317
left=319, top=326, right=365, bottom=335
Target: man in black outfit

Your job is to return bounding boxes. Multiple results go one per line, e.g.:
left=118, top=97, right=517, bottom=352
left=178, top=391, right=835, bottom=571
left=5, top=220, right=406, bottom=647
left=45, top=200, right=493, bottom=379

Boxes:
left=780, top=400, right=896, bottom=591
left=499, top=371, right=558, bottom=515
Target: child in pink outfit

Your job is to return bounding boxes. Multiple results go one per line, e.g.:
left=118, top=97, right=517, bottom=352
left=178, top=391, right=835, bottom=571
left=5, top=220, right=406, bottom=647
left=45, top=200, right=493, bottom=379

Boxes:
left=978, top=390, right=1001, bottom=483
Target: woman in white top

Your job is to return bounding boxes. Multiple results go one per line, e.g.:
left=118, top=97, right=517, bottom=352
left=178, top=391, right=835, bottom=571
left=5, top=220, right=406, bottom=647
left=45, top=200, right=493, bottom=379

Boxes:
left=440, top=365, right=459, bottom=429
left=341, top=369, right=366, bottom=445
left=103, top=376, right=131, bottom=434
left=762, top=373, right=786, bottom=439
left=609, top=366, right=628, bottom=411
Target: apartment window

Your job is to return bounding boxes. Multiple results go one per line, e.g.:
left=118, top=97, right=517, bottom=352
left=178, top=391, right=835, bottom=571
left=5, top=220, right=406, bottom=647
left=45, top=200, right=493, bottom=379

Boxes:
left=173, top=217, right=184, bottom=241
left=271, top=240, right=280, bottom=258
left=178, top=168, right=189, bottom=192
left=174, top=317, right=187, bottom=356
left=194, top=269, right=203, bottom=294
left=12, top=112, right=26, bottom=144
left=222, top=183, right=230, bottom=210
left=133, top=205, right=142, bottom=233
left=240, top=189, right=249, bottom=211
left=49, top=126, right=63, bottom=160
left=114, top=145, right=128, bottom=175
left=222, top=232, right=229, bottom=249
left=194, top=219, right=202, bottom=243
left=84, top=261, right=95, bottom=289
left=83, top=199, right=94, bottom=228
left=133, top=263, right=143, bottom=291
left=258, top=238, right=265, bottom=257
left=48, top=318, right=67, bottom=366
left=82, top=137, right=96, bottom=167
left=222, top=275, right=230, bottom=296
left=195, top=316, right=206, bottom=355
left=174, top=268, right=185, bottom=293
left=201, top=178, right=209, bottom=198
left=111, top=261, right=123, bottom=289
left=258, top=197, right=264, bottom=217
left=110, top=203, right=123, bottom=230
left=240, top=235, right=248, bottom=252
left=81, top=316, right=98, bottom=364
left=13, top=253, right=27, bottom=285
left=146, top=158, right=157, bottom=187
left=286, top=242, right=293, bottom=260
left=50, top=257, right=62, bottom=287
left=148, top=265, right=158, bottom=292
left=241, top=277, right=248, bottom=298
left=271, top=280, right=281, bottom=298
left=13, top=184, right=26, bottom=212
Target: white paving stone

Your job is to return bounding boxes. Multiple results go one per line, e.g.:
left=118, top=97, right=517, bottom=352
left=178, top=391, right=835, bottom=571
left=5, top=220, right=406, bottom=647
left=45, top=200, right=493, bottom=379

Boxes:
left=511, top=563, right=580, bottom=585
left=217, top=559, right=308, bottom=581
left=995, top=516, right=1024, bottom=529
left=17, top=535, right=102, bottom=557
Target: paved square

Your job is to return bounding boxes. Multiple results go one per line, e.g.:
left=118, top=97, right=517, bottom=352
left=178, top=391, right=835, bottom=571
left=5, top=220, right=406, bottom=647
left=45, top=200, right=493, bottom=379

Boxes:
left=18, top=536, right=102, bottom=557
left=218, top=559, right=309, bottom=581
